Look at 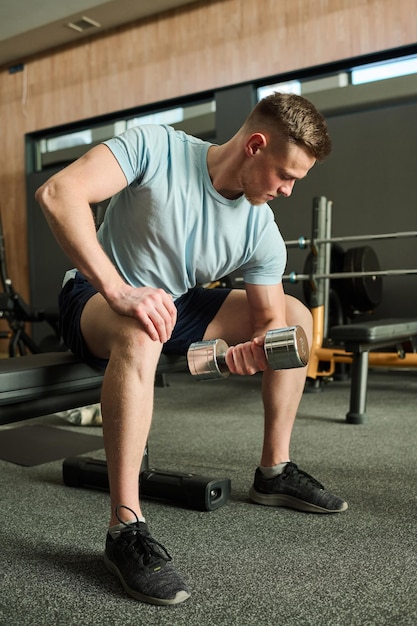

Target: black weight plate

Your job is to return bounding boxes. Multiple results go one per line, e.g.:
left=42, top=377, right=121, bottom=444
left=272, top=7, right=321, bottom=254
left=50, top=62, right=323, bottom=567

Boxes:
left=329, top=243, right=347, bottom=298
left=342, top=246, right=383, bottom=312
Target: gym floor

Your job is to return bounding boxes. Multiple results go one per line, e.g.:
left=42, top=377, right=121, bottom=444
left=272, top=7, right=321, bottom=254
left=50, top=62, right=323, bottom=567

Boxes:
left=1, top=368, right=416, bottom=626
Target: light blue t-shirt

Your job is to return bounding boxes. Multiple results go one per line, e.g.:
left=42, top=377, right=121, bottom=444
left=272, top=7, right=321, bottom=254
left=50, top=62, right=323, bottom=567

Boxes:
left=98, top=124, right=286, bottom=300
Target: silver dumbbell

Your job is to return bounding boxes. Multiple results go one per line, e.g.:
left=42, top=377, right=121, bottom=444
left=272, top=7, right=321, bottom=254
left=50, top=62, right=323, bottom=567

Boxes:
left=187, top=325, right=309, bottom=380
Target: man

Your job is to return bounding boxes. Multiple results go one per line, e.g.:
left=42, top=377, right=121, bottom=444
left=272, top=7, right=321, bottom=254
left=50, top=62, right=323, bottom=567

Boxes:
left=36, top=92, right=347, bottom=607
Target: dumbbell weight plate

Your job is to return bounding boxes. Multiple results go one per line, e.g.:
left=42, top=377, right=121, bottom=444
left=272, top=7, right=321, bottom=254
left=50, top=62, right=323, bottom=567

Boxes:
left=264, top=326, right=309, bottom=370
left=187, top=338, right=230, bottom=380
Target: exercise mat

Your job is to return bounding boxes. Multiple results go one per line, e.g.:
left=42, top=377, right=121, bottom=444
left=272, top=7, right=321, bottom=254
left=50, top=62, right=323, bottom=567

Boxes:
left=0, top=424, right=103, bottom=466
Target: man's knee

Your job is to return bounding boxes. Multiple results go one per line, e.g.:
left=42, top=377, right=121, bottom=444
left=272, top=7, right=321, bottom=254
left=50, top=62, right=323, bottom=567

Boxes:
left=81, top=294, right=157, bottom=362
left=285, top=295, right=313, bottom=335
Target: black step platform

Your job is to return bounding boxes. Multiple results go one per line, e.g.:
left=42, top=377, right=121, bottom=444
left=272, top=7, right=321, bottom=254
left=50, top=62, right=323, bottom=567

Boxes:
left=63, top=455, right=231, bottom=511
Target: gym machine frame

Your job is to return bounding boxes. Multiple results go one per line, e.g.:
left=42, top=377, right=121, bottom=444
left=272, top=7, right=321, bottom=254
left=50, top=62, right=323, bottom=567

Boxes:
left=285, top=197, right=417, bottom=383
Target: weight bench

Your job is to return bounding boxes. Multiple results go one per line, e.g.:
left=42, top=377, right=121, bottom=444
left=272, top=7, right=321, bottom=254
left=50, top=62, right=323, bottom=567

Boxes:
left=330, top=319, right=417, bottom=424
left=0, top=351, right=188, bottom=426
left=0, top=352, right=231, bottom=510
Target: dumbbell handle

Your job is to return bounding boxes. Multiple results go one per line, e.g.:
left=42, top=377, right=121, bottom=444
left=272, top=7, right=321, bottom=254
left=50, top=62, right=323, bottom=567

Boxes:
left=188, top=325, right=309, bottom=380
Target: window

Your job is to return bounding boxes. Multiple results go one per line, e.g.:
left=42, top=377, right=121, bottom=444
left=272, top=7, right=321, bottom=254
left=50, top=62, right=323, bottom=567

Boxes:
left=31, top=100, right=216, bottom=172
left=351, top=54, right=417, bottom=85
left=257, top=53, right=417, bottom=103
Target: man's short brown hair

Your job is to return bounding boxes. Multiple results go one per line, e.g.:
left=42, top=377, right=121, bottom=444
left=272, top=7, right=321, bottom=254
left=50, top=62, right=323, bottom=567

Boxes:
left=245, top=92, right=332, bottom=161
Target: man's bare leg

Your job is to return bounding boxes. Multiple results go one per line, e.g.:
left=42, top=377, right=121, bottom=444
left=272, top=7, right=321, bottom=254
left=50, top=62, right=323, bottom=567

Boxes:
left=259, top=294, right=313, bottom=467
left=80, top=292, right=190, bottom=605
left=80, top=293, right=162, bottom=525
left=203, top=290, right=311, bottom=465
left=204, top=289, right=347, bottom=513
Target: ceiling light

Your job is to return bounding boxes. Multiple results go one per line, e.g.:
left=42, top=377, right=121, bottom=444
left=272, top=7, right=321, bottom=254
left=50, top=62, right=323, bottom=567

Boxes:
left=67, top=16, right=101, bottom=33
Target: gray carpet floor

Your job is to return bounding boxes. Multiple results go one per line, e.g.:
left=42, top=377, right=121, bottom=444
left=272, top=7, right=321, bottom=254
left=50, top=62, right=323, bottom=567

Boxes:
left=0, top=369, right=416, bottom=626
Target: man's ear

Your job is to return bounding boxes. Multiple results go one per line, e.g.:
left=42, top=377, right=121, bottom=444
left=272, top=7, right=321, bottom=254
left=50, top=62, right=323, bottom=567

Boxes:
left=245, top=133, right=268, bottom=157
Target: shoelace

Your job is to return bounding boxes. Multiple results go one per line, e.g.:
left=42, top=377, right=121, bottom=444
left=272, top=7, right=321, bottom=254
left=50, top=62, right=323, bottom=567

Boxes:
left=282, top=462, right=324, bottom=490
left=115, top=505, right=172, bottom=564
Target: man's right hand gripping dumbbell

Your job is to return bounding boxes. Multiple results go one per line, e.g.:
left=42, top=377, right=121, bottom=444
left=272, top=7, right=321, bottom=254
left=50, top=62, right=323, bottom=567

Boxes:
left=187, top=326, right=309, bottom=380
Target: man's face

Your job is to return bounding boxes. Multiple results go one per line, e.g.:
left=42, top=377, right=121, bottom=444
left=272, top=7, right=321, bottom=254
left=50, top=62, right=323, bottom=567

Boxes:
left=240, top=139, right=316, bottom=206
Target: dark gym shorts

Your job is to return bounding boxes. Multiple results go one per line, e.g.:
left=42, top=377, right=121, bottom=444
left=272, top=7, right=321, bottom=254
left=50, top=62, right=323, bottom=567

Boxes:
left=58, top=271, right=231, bottom=370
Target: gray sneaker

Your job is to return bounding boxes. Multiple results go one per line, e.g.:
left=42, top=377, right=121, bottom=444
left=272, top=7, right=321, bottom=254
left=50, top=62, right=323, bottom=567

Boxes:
left=104, top=506, right=190, bottom=605
left=249, top=463, right=348, bottom=513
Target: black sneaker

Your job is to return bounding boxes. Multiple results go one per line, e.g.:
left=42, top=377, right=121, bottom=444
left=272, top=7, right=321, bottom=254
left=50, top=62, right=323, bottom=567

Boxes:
left=249, top=462, right=348, bottom=513
left=104, top=506, right=190, bottom=605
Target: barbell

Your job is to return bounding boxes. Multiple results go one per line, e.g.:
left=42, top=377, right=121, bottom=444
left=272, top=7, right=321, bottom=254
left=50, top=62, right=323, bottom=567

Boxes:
left=286, top=230, right=417, bottom=250
left=285, top=268, right=417, bottom=284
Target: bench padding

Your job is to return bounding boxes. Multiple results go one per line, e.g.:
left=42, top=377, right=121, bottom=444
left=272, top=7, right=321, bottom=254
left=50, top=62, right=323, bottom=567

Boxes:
left=331, top=319, right=417, bottom=346
left=0, top=351, right=188, bottom=425
left=0, top=352, right=103, bottom=405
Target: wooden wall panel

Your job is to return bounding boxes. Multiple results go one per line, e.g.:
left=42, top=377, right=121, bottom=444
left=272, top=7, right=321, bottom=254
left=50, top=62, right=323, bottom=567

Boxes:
left=0, top=0, right=416, bottom=348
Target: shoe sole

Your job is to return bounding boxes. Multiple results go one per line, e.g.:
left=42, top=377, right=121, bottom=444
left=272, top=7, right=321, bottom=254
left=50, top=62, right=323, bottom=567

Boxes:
left=248, top=487, right=348, bottom=513
left=103, top=554, right=191, bottom=606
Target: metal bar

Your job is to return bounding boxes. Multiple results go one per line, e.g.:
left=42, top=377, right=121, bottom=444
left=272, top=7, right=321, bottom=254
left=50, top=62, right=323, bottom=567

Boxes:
left=312, top=347, right=417, bottom=369
left=284, top=268, right=417, bottom=282
left=308, top=197, right=328, bottom=310
left=285, top=230, right=417, bottom=248
left=285, top=236, right=308, bottom=249
left=322, top=199, right=332, bottom=338
left=317, top=231, right=417, bottom=245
